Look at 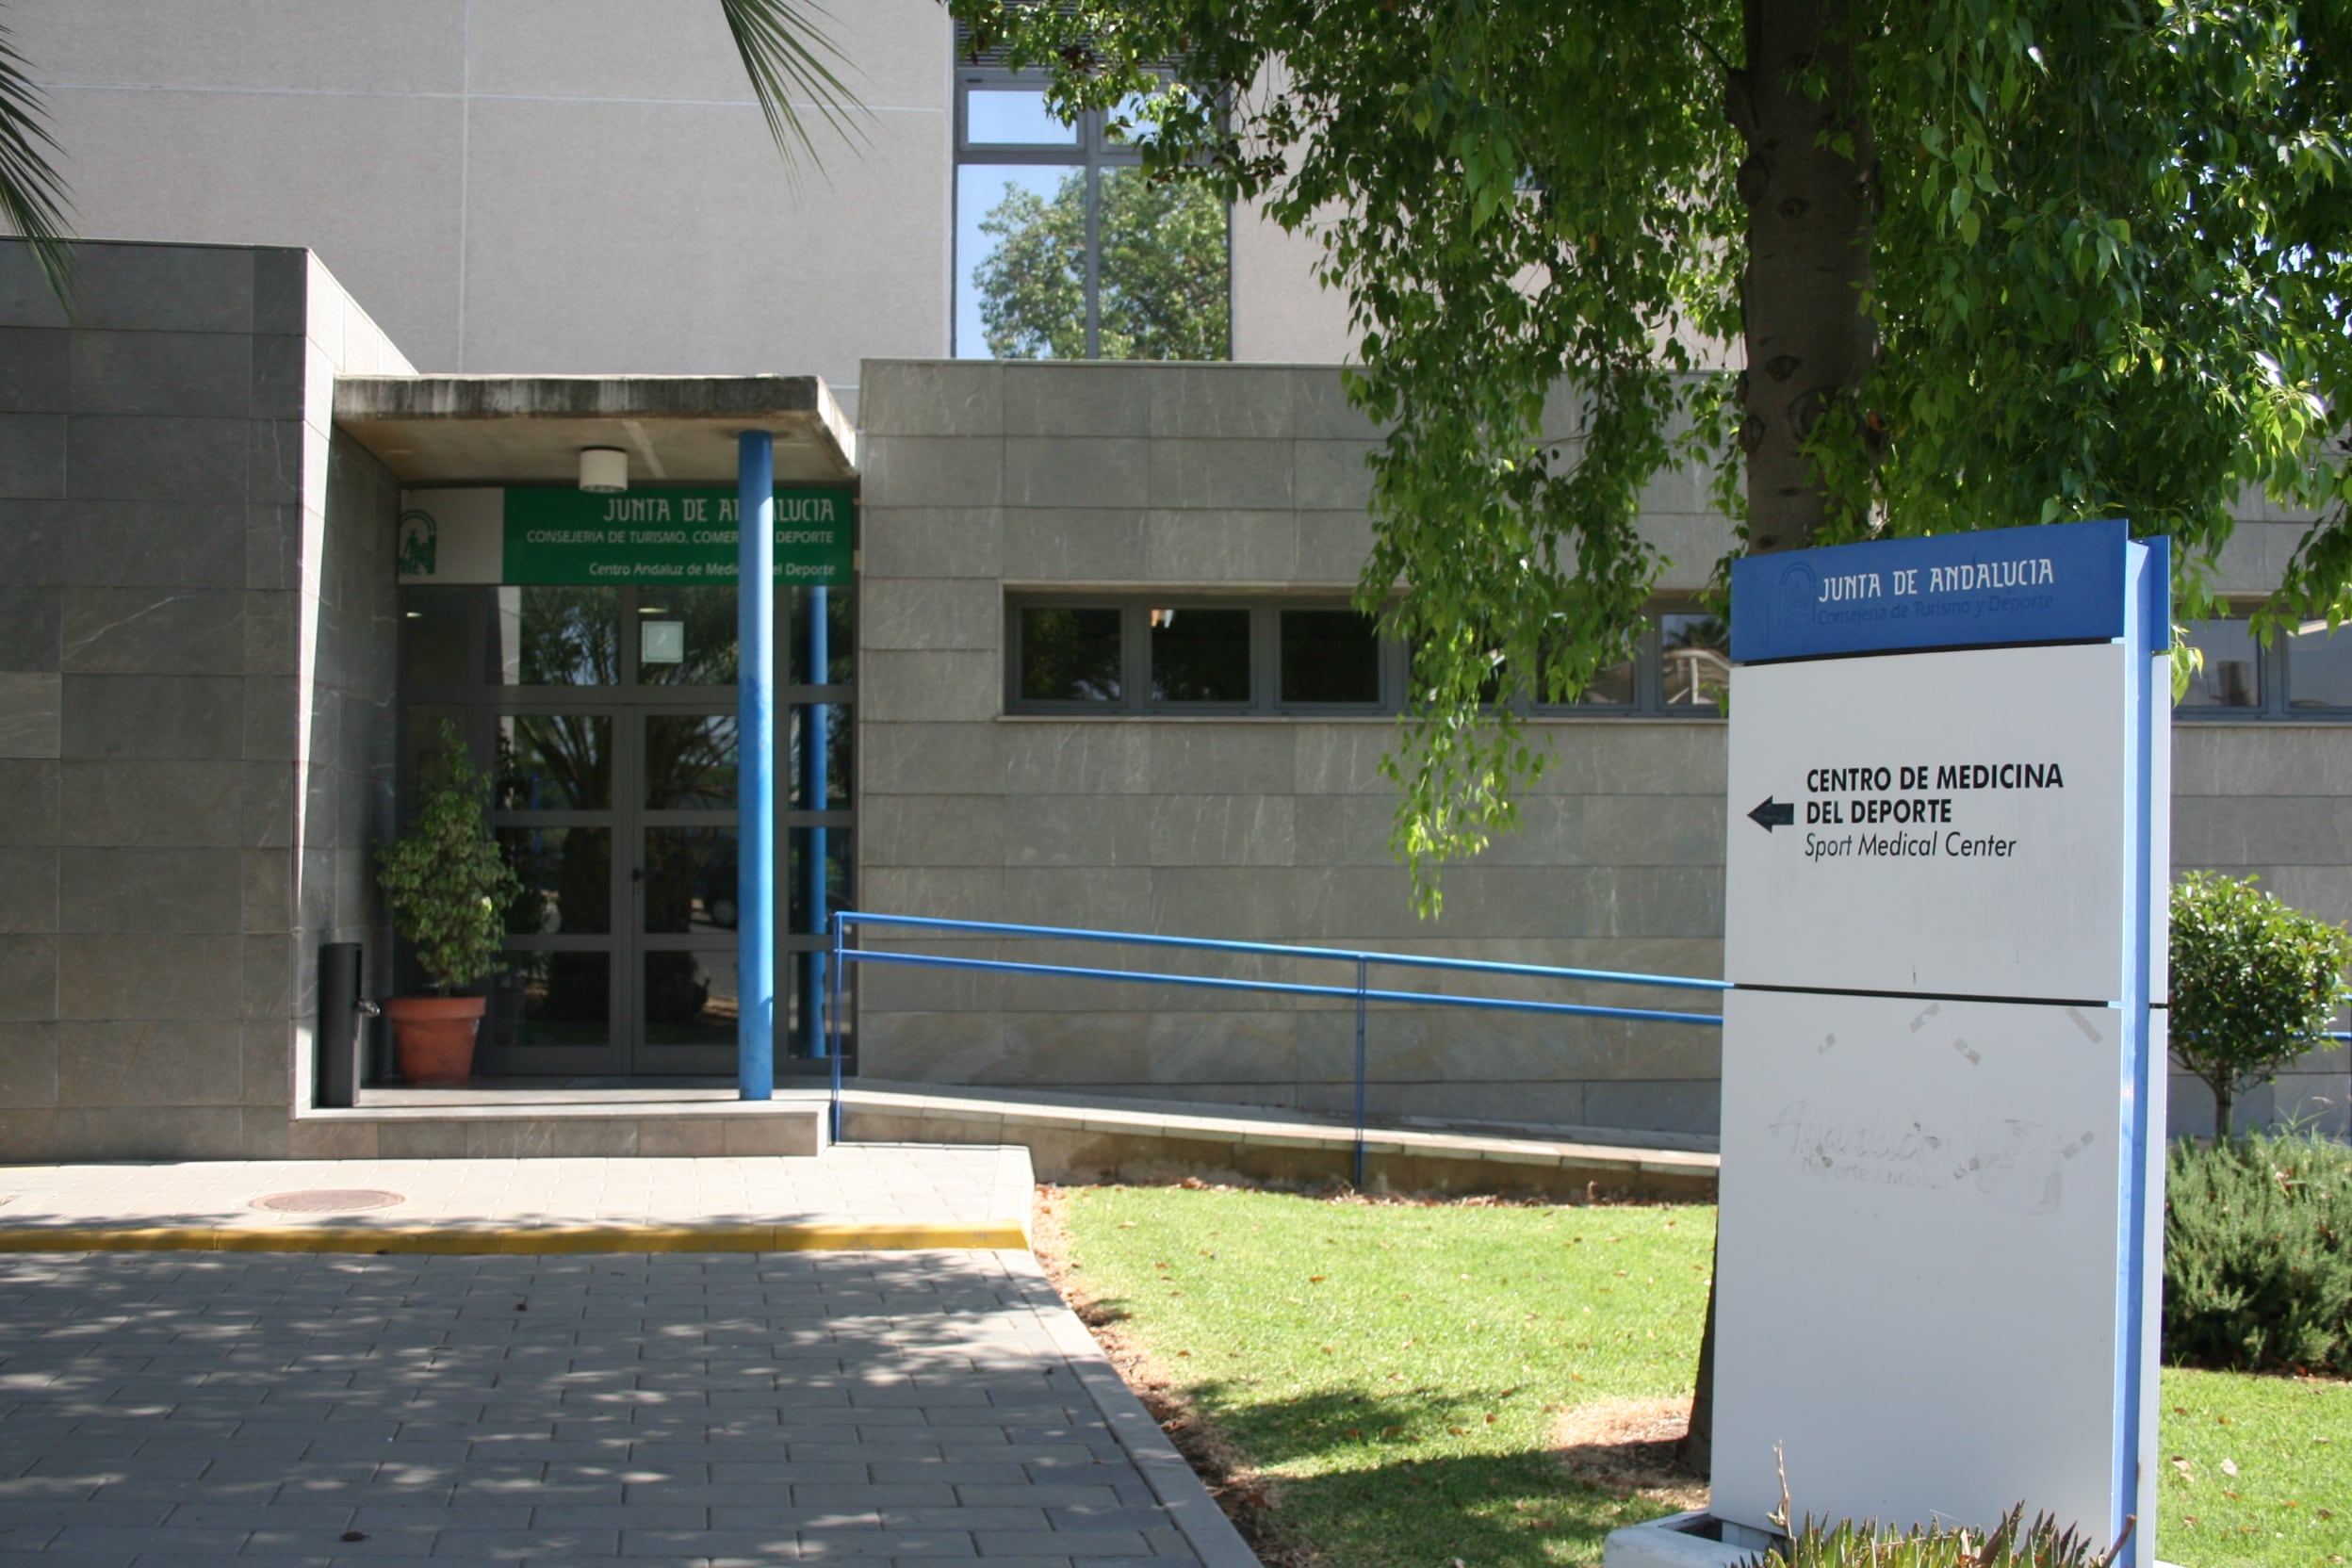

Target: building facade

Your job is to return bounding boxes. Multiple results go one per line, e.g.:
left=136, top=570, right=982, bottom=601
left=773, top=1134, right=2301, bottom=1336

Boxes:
left=0, top=3, right=2344, bottom=1158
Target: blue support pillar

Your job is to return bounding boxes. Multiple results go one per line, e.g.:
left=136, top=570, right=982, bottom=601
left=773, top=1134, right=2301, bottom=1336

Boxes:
left=800, top=589, right=829, bottom=1058
left=737, top=433, right=776, bottom=1101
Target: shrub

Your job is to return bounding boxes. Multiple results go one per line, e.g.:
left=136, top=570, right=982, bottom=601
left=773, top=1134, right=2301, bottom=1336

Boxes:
left=376, top=721, right=521, bottom=993
left=2168, top=872, right=2352, bottom=1136
left=1754, top=1502, right=2123, bottom=1567
left=2163, top=1130, right=2352, bottom=1376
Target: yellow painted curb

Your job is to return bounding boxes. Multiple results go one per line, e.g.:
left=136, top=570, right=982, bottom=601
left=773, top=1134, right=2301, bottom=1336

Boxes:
left=0, top=1221, right=1031, bottom=1256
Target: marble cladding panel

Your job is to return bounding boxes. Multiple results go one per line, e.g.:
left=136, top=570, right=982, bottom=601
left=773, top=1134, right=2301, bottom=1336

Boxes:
left=0, top=242, right=409, bottom=1155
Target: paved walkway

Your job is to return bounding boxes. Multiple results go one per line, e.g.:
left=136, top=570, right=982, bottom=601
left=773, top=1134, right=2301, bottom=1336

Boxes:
left=0, top=1152, right=1259, bottom=1568
left=0, top=1149, right=1037, bottom=1254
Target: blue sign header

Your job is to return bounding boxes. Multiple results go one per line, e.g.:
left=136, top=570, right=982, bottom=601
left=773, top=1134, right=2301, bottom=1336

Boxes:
left=1729, top=518, right=2132, bottom=663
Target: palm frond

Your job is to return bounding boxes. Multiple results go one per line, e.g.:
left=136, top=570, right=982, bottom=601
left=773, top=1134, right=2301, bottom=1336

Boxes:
left=718, top=0, right=866, bottom=173
left=0, top=11, right=74, bottom=306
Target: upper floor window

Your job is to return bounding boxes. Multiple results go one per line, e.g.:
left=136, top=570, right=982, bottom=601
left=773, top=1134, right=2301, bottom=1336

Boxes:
left=954, top=68, right=1231, bottom=361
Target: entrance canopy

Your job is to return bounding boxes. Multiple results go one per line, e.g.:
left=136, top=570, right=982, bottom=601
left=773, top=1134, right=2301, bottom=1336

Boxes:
left=335, top=374, right=857, bottom=485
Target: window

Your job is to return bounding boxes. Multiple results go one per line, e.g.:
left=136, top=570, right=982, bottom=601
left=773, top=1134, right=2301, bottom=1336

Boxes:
left=2286, top=620, right=2352, bottom=710
left=2175, top=612, right=2352, bottom=720
left=1004, top=596, right=1732, bottom=718
left=954, top=67, right=1231, bottom=361
left=2178, top=617, right=2262, bottom=710
left=1279, top=610, right=1382, bottom=707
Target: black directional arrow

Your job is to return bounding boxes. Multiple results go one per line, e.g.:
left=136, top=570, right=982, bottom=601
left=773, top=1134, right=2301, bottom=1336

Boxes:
left=1748, top=796, right=1795, bottom=832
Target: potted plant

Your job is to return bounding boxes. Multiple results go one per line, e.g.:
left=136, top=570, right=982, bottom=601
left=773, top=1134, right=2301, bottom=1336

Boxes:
left=376, top=721, right=522, bottom=1086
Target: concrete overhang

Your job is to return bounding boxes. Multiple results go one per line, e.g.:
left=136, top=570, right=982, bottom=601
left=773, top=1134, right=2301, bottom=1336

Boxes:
left=334, top=374, right=857, bottom=486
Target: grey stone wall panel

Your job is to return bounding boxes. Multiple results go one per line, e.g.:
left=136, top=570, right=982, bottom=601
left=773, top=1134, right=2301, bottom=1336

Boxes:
left=0, top=760, right=58, bottom=844
left=43, top=244, right=256, bottom=335
left=0, top=1021, right=57, bottom=1107
left=998, top=724, right=1153, bottom=795
left=1148, top=437, right=1293, bottom=511
left=2175, top=725, right=2352, bottom=796
left=1295, top=509, right=1380, bottom=581
left=1145, top=724, right=1301, bottom=796
left=49, top=1104, right=246, bottom=1159
left=858, top=722, right=1004, bottom=797
left=0, top=414, right=67, bottom=498
left=0, top=846, right=57, bottom=933
left=858, top=649, right=1001, bottom=723
left=63, top=674, right=244, bottom=760
left=998, top=794, right=1148, bottom=869
left=0, top=498, right=65, bottom=582
left=0, top=935, right=56, bottom=1020
left=57, top=932, right=241, bottom=1021
left=57, top=1019, right=243, bottom=1107
left=1002, top=363, right=1154, bottom=439
left=858, top=795, right=1006, bottom=869
left=0, top=326, right=68, bottom=412
left=69, top=329, right=255, bottom=418
left=1004, top=437, right=1149, bottom=511
left=60, top=587, right=245, bottom=675
left=1288, top=372, right=1380, bottom=440
left=862, top=435, right=1004, bottom=510
left=1290, top=438, right=1379, bottom=512
left=858, top=507, right=1004, bottom=580
left=1149, top=366, right=1296, bottom=440
left=0, top=674, right=61, bottom=759
left=2175, top=792, right=2352, bottom=869
left=1143, top=508, right=1301, bottom=582
left=862, top=578, right=1001, bottom=652
left=60, top=499, right=248, bottom=589
left=1001, top=509, right=1149, bottom=581
left=859, top=361, right=1005, bottom=438
left=59, top=846, right=243, bottom=930
left=1145, top=794, right=1297, bottom=867
left=0, top=586, right=60, bottom=670
left=66, top=415, right=248, bottom=503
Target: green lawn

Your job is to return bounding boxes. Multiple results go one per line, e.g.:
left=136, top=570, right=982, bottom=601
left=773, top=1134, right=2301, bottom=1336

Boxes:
left=1054, top=1185, right=2351, bottom=1568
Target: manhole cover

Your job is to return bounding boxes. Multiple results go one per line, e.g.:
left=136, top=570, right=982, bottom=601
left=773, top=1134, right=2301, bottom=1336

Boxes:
left=251, top=1188, right=406, bottom=1214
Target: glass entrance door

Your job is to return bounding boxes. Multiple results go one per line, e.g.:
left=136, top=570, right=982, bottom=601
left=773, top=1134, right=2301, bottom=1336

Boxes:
left=397, top=579, right=854, bottom=1080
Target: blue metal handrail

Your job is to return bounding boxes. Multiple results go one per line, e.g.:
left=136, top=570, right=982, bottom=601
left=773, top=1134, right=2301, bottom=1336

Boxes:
left=821, top=910, right=1727, bottom=1184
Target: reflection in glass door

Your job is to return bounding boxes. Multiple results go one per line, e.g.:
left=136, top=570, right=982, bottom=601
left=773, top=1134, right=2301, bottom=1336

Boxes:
left=399, top=579, right=857, bottom=1080
left=638, top=712, right=742, bottom=1073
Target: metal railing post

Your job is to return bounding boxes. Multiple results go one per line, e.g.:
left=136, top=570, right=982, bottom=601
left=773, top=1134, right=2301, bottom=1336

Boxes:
left=1353, top=956, right=1369, bottom=1190
left=827, top=911, right=847, bottom=1145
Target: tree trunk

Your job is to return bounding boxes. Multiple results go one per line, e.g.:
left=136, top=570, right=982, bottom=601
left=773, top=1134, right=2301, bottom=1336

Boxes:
left=1679, top=0, right=1879, bottom=1484
left=2210, top=1077, right=2235, bottom=1142
left=1730, top=0, right=1878, bottom=556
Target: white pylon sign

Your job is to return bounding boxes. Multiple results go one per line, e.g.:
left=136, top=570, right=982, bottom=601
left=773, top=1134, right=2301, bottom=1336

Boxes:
left=1710, top=519, right=2169, bottom=1566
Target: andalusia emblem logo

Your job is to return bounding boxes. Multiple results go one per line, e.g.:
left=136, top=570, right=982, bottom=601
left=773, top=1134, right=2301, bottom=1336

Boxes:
left=397, top=509, right=438, bottom=577
left=1775, top=560, right=1818, bottom=631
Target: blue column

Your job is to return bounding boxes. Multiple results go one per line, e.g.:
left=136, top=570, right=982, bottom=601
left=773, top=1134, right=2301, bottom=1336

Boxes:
left=737, top=433, right=775, bottom=1101
left=800, top=589, right=829, bottom=1057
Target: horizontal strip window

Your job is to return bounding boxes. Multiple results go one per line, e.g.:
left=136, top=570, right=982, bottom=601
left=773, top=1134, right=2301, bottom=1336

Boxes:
left=2177, top=613, right=2352, bottom=720
left=1004, top=595, right=1729, bottom=718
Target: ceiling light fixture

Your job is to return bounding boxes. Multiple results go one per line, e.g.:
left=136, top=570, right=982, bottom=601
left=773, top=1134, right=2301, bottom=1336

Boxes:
left=578, top=447, right=629, bottom=494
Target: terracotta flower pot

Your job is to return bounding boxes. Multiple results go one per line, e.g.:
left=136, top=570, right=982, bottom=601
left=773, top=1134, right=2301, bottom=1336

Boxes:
left=384, top=994, right=486, bottom=1087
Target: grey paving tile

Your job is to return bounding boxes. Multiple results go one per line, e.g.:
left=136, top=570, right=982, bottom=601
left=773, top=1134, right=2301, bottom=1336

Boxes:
left=975, top=1535, right=1154, bottom=1559
left=0, top=1196, right=1250, bottom=1568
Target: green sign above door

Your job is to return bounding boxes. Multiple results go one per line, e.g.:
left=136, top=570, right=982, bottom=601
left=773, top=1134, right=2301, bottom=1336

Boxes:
left=395, top=487, right=855, bottom=586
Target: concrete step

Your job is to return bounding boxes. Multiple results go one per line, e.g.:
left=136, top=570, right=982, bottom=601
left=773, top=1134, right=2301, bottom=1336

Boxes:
left=289, top=1089, right=831, bottom=1159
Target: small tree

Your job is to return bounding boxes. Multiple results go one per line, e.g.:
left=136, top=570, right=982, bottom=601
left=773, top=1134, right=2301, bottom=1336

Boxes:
left=377, top=723, right=522, bottom=994
left=2168, top=872, right=2352, bottom=1139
